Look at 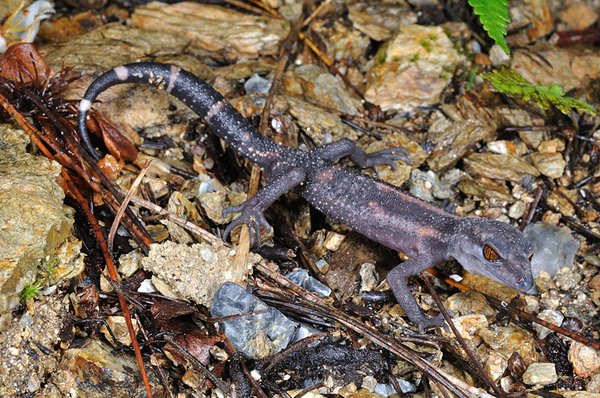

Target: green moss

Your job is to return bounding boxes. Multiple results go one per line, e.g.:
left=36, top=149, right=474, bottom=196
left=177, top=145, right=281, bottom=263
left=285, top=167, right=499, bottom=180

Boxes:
left=20, top=281, right=42, bottom=301
left=375, top=51, right=387, bottom=65
left=418, top=38, right=433, bottom=52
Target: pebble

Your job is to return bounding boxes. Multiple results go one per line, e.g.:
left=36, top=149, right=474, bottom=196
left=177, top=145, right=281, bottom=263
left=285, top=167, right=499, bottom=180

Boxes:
left=286, top=269, right=332, bottom=297
left=568, top=342, right=600, bottom=378
left=359, top=263, right=379, bottom=292
left=522, top=363, right=558, bottom=385
left=532, top=308, right=564, bottom=339
left=531, top=152, right=566, bottom=179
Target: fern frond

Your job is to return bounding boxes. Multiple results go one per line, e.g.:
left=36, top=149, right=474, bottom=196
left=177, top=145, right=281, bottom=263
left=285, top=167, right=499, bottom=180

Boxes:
left=469, top=0, right=511, bottom=55
left=482, top=67, right=597, bottom=116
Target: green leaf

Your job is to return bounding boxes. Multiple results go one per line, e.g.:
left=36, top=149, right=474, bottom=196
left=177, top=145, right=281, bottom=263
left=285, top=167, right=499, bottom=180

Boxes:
left=469, top=0, right=511, bottom=55
left=482, top=67, right=597, bottom=116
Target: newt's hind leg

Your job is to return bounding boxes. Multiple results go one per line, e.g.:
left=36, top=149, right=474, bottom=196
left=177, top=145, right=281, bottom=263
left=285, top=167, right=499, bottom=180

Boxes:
left=311, top=138, right=410, bottom=170
left=222, top=167, right=306, bottom=245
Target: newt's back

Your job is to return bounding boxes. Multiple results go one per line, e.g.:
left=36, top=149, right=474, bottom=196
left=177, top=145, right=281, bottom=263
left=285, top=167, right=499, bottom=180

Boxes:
left=300, top=163, right=456, bottom=257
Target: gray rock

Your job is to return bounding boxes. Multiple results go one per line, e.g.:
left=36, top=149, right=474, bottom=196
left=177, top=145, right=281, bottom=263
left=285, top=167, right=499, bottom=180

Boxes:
left=523, top=222, right=580, bottom=278
left=533, top=308, right=564, bottom=339
left=244, top=73, right=271, bottom=95
left=287, top=269, right=332, bottom=297
left=365, top=25, right=465, bottom=112
left=210, top=282, right=301, bottom=359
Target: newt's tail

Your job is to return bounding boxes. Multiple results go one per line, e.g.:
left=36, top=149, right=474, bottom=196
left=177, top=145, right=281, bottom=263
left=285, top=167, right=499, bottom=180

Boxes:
left=78, top=62, right=280, bottom=165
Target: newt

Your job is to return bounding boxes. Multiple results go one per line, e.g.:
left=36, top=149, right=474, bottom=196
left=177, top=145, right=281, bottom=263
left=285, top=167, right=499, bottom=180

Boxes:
left=78, top=62, right=534, bottom=330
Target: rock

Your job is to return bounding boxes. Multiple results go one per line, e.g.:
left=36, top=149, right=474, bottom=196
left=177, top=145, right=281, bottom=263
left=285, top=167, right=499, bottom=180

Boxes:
left=508, top=0, right=553, bottom=45
left=522, top=363, right=558, bottom=385
left=568, top=342, right=600, bottom=378
left=0, top=296, right=67, bottom=396
left=479, top=326, right=539, bottom=364
left=365, top=25, right=465, bottom=112
left=485, top=350, right=509, bottom=381
left=564, top=392, right=600, bottom=398
left=42, top=24, right=191, bottom=73
left=118, top=250, right=143, bottom=278
left=440, top=314, right=488, bottom=341
left=458, top=175, right=513, bottom=202
left=445, top=291, right=496, bottom=319
left=532, top=308, right=564, bottom=339
left=374, top=378, right=416, bottom=395
left=310, top=19, right=371, bottom=66
left=130, top=2, right=288, bottom=60
left=0, top=126, right=82, bottom=329
left=100, top=316, right=141, bottom=347
left=487, top=140, right=528, bottom=156
left=461, top=273, right=521, bottom=302
left=463, top=153, right=540, bottom=182
left=49, top=340, right=161, bottom=397
left=286, top=269, right=332, bottom=297
left=546, top=190, right=577, bottom=217
left=512, top=44, right=600, bottom=93
left=142, top=240, right=260, bottom=306
left=509, top=201, right=527, bottom=219
left=530, top=152, right=566, bottom=179
left=587, top=372, right=600, bottom=393
left=554, top=267, right=582, bottom=291
left=558, top=2, right=598, bottom=30
left=348, top=1, right=415, bottom=41
left=359, top=263, right=379, bottom=292
left=285, top=64, right=361, bottom=115
left=523, top=223, right=580, bottom=277
left=409, top=169, right=460, bottom=202
left=489, top=44, right=511, bottom=66
left=324, top=232, right=345, bottom=251
left=210, top=282, right=312, bottom=359
left=285, top=95, right=359, bottom=144
left=244, top=73, right=271, bottom=95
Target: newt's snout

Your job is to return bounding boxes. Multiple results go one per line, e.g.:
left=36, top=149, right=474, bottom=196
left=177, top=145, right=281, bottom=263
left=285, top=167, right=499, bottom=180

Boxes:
left=516, top=272, right=534, bottom=292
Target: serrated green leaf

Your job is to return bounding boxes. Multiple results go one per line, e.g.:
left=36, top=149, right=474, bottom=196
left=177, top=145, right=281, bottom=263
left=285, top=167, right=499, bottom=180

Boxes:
left=482, top=67, right=597, bottom=116
left=469, top=0, right=511, bottom=55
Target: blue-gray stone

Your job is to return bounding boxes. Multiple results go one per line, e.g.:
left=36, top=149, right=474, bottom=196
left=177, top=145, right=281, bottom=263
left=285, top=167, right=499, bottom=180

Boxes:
left=210, top=282, right=299, bottom=359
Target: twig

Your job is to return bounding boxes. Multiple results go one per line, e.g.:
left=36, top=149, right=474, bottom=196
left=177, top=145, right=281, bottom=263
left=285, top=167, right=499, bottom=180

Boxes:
left=422, top=274, right=504, bottom=396
left=108, top=160, right=152, bottom=254
left=124, top=193, right=222, bottom=245
left=62, top=171, right=154, bottom=398
left=519, top=186, right=542, bottom=231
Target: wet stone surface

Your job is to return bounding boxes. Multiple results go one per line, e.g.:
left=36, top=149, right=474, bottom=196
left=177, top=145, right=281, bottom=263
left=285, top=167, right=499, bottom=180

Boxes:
left=210, top=282, right=311, bottom=359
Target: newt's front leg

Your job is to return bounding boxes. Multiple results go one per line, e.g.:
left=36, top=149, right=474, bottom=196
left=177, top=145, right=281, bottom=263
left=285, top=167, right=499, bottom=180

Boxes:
left=387, top=257, right=446, bottom=332
left=223, top=167, right=306, bottom=245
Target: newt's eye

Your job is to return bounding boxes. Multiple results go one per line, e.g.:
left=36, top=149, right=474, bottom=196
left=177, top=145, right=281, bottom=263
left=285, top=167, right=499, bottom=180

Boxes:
left=483, top=244, right=501, bottom=262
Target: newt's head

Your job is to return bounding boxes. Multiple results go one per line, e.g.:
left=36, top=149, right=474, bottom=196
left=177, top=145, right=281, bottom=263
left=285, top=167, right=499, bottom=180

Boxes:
left=449, top=218, right=534, bottom=292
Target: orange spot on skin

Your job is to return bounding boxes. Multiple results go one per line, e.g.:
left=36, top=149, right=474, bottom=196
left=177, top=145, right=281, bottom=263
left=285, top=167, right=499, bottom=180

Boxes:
left=315, top=169, right=335, bottom=183
left=367, top=200, right=386, bottom=216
